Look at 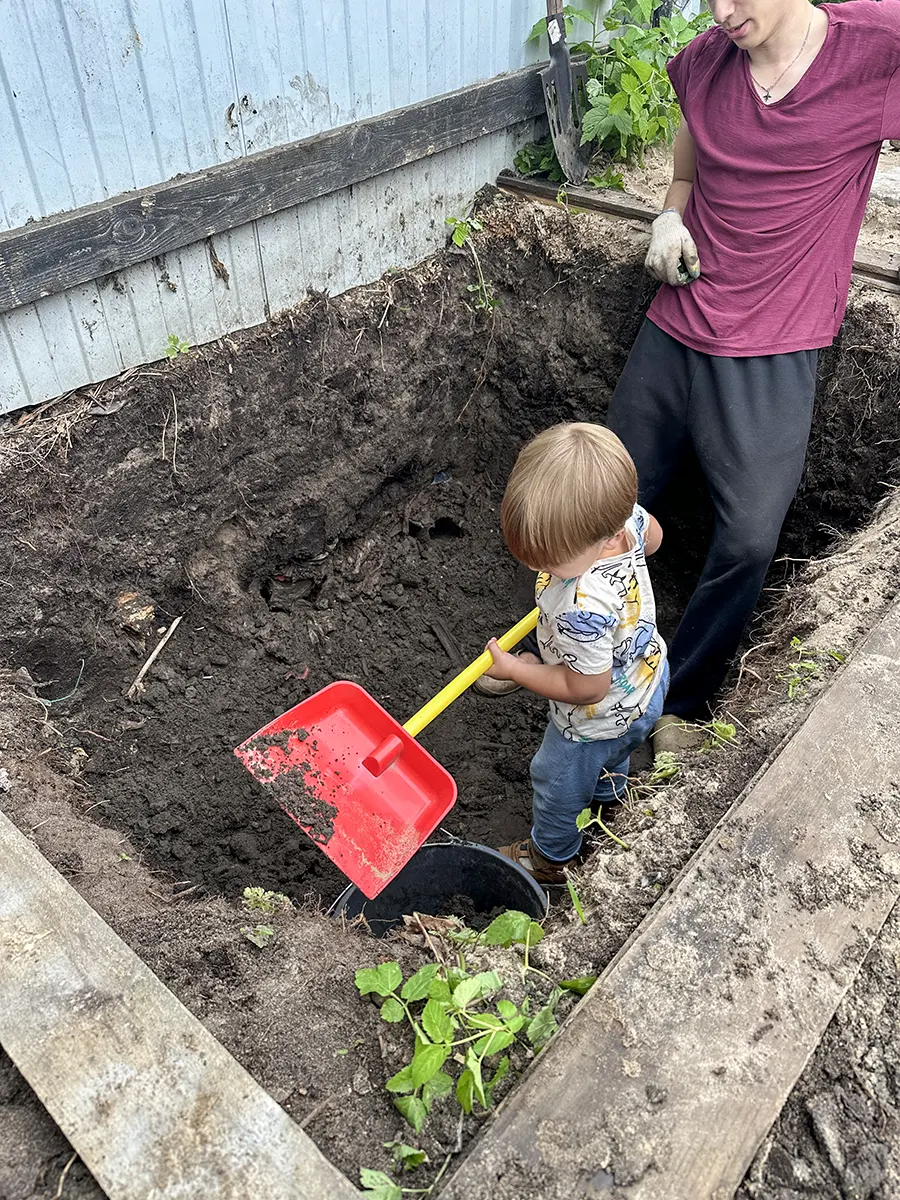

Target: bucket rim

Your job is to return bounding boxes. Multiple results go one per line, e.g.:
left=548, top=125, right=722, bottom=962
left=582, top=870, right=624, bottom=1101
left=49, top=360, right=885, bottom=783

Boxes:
left=328, top=837, right=549, bottom=920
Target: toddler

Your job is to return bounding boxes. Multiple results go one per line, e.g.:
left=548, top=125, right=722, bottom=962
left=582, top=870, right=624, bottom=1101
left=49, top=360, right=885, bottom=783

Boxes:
left=485, top=422, right=669, bottom=884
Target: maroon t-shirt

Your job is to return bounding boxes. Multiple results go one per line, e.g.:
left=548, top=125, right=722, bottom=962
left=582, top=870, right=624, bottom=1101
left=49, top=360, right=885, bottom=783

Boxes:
left=648, top=1, right=900, bottom=357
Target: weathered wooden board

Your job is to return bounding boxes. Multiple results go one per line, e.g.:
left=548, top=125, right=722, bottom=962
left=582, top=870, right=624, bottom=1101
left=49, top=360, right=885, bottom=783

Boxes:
left=442, top=599, right=900, bottom=1200
left=0, top=811, right=359, bottom=1200
left=498, top=173, right=900, bottom=291
left=0, top=65, right=545, bottom=314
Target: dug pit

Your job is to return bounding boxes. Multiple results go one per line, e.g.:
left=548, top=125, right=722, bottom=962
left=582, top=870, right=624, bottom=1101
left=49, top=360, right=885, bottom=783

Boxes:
left=2, top=189, right=900, bottom=1195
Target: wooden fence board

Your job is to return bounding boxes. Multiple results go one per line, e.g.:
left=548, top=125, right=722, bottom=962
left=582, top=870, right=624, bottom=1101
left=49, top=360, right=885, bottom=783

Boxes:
left=0, top=66, right=545, bottom=314
left=442, top=599, right=900, bottom=1200
left=0, top=811, right=359, bottom=1200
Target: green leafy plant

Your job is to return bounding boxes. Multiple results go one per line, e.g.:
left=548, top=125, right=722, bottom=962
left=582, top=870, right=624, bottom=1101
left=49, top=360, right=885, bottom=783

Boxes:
left=777, top=637, right=845, bottom=700
left=355, top=911, right=591, bottom=1138
left=647, top=749, right=680, bottom=783
left=384, top=1141, right=429, bottom=1172
left=527, top=3, right=598, bottom=43
left=583, top=0, right=712, bottom=162
left=241, top=924, right=275, bottom=948
left=514, top=139, right=624, bottom=191
left=576, top=805, right=630, bottom=850
left=516, top=0, right=711, bottom=179
left=164, top=333, right=190, bottom=358
left=587, top=166, right=625, bottom=190
left=698, top=719, right=737, bottom=753
left=242, top=886, right=292, bottom=915
left=445, top=216, right=499, bottom=313
left=567, top=875, right=587, bottom=925
left=514, top=136, right=566, bottom=183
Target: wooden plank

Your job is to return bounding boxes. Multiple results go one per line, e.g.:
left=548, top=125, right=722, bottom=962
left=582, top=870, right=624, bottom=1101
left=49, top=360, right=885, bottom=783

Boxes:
left=499, top=173, right=900, bottom=291
left=0, top=811, right=359, bottom=1200
left=442, top=599, right=900, bottom=1200
left=0, top=66, right=545, bottom=314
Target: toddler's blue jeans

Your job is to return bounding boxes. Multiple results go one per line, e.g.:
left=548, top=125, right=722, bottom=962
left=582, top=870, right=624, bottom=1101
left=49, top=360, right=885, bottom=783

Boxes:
left=530, top=663, right=669, bottom=863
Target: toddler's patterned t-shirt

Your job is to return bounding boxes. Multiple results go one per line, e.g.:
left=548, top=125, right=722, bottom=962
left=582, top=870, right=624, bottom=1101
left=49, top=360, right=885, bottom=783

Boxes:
left=535, top=503, right=667, bottom=741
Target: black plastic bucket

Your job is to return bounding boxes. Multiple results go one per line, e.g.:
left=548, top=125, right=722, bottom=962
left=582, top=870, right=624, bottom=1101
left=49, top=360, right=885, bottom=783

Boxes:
left=330, top=839, right=548, bottom=938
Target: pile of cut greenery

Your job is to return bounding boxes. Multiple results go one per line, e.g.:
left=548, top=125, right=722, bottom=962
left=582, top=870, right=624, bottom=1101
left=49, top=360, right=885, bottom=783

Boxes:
left=516, top=0, right=711, bottom=184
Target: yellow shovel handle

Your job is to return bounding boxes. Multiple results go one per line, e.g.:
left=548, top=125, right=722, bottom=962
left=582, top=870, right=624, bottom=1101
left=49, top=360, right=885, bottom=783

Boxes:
left=402, top=608, right=539, bottom=739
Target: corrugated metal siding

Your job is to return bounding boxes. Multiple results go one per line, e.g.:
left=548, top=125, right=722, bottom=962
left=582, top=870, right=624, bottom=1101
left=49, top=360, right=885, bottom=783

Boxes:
left=0, top=0, right=554, bottom=413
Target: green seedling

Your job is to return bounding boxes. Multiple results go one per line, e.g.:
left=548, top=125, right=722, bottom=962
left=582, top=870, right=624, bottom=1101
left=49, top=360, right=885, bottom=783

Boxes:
left=576, top=806, right=630, bottom=850
left=164, top=333, right=190, bottom=358
left=647, top=750, right=680, bottom=783
left=241, top=924, right=275, bottom=948
left=777, top=636, right=845, bottom=700
left=445, top=215, right=482, bottom=248
left=360, top=1155, right=452, bottom=1199
left=566, top=875, right=587, bottom=925
left=698, top=719, right=737, bottom=753
left=384, top=1141, right=429, bottom=1172
left=242, top=886, right=292, bottom=915
left=446, top=216, right=499, bottom=313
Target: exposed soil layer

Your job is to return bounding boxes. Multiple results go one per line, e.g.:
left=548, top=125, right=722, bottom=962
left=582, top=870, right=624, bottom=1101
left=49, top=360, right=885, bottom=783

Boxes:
left=2, top=191, right=900, bottom=1196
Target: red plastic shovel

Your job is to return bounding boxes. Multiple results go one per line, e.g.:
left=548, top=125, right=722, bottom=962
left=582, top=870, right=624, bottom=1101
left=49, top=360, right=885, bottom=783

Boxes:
left=234, top=608, right=539, bottom=899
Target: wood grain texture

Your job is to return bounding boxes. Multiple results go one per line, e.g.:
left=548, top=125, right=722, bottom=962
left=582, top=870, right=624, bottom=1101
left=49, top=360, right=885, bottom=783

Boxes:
left=442, top=599, right=900, bottom=1200
left=0, top=66, right=545, bottom=314
left=0, top=811, right=359, bottom=1200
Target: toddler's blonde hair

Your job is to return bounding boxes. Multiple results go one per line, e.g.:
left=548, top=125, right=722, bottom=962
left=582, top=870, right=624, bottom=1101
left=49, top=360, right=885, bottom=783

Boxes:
left=500, top=422, right=637, bottom=567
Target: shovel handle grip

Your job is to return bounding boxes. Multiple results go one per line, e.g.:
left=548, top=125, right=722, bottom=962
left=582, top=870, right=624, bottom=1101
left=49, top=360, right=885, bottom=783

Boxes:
left=402, top=608, right=539, bottom=739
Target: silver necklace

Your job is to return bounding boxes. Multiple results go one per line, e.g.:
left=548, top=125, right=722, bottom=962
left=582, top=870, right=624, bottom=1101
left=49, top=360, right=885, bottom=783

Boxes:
left=749, top=14, right=812, bottom=103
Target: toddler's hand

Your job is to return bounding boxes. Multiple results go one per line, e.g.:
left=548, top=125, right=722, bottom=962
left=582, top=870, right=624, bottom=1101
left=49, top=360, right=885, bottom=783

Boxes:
left=484, top=638, right=517, bottom=681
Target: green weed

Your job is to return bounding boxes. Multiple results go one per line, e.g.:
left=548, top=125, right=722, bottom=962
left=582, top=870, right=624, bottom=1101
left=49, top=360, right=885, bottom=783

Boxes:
left=697, top=719, right=737, bottom=753
left=241, top=886, right=292, bottom=915
left=164, top=333, right=190, bottom=358
left=445, top=216, right=499, bottom=313
left=241, top=924, right=275, bottom=948
left=355, top=910, right=596, bottom=1139
left=576, top=805, right=630, bottom=850
left=777, top=636, right=845, bottom=700
left=566, top=875, right=587, bottom=925
left=647, top=750, right=680, bottom=783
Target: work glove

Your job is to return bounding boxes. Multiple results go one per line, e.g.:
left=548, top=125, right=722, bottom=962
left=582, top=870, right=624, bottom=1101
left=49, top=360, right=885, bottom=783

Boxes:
left=645, top=210, right=701, bottom=287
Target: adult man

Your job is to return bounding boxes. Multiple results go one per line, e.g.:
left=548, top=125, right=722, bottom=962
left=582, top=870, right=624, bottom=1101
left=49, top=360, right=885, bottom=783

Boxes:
left=605, top=0, right=900, bottom=746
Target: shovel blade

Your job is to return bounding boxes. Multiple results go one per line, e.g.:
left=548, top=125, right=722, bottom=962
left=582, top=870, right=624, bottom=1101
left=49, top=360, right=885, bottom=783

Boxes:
left=541, top=58, right=592, bottom=185
left=235, top=681, right=457, bottom=899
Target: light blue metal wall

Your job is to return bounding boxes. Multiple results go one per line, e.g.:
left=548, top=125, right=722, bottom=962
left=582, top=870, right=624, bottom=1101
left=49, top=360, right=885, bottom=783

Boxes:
left=0, top=0, right=548, bottom=412
left=0, top=0, right=543, bottom=229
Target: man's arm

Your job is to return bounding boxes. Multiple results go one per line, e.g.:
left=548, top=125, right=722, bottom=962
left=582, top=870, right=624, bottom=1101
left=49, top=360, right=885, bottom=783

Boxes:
left=645, top=119, right=700, bottom=286
left=662, top=121, right=696, bottom=216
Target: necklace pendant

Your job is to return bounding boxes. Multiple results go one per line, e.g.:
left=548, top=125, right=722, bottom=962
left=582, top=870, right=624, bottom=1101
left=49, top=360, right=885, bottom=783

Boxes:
left=763, top=89, right=772, bottom=102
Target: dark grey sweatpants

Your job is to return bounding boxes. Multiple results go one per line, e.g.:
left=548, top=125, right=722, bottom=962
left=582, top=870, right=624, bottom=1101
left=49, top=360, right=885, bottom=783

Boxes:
left=606, top=319, right=818, bottom=717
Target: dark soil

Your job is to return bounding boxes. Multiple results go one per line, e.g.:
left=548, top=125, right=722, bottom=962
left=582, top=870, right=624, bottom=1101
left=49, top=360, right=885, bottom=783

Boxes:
left=2, top=190, right=900, bottom=1196
left=440, top=895, right=506, bottom=932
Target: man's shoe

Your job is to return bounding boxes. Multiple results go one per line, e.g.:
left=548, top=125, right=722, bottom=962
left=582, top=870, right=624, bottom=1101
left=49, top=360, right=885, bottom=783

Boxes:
left=651, top=713, right=705, bottom=753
